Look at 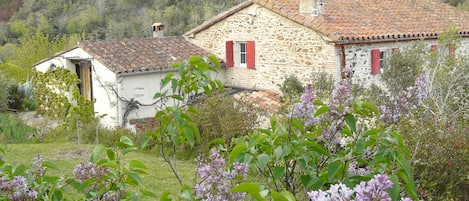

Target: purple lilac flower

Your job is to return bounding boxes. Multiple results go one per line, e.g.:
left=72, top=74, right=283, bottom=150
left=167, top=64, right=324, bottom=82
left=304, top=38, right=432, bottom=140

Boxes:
left=348, top=161, right=370, bottom=176
left=354, top=174, right=393, bottom=201
left=0, top=176, right=38, bottom=201
left=380, top=74, right=429, bottom=124
left=321, top=76, right=352, bottom=145
left=292, top=84, right=319, bottom=127
left=31, top=155, right=46, bottom=177
left=307, top=183, right=353, bottom=201
left=72, top=162, right=109, bottom=182
left=194, top=149, right=248, bottom=201
left=307, top=174, right=413, bottom=201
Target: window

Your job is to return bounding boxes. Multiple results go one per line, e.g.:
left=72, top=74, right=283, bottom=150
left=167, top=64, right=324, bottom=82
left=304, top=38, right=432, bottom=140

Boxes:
left=237, top=42, right=247, bottom=67
left=371, top=49, right=390, bottom=75
left=226, top=40, right=255, bottom=69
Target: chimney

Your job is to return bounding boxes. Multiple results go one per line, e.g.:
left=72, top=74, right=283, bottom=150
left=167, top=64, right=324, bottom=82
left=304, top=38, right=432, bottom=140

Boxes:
left=299, top=0, right=314, bottom=14
left=152, top=23, right=165, bottom=38
left=299, top=0, right=324, bottom=16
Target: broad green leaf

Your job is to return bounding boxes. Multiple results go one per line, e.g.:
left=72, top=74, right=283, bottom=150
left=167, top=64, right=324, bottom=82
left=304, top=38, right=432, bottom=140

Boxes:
left=273, top=166, right=285, bottom=180
left=398, top=171, right=418, bottom=200
left=43, top=175, right=60, bottom=184
left=308, top=143, right=331, bottom=157
left=271, top=191, right=289, bottom=201
left=230, top=143, right=247, bottom=163
left=13, top=164, right=27, bottom=176
left=311, top=175, right=328, bottom=190
left=355, top=139, right=365, bottom=155
left=42, top=161, right=58, bottom=170
left=126, top=172, right=143, bottom=186
left=189, top=55, right=203, bottom=65
left=274, top=146, right=283, bottom=160
left=171, top=94, right=184, bottom=101
left=120, top=135, right=134, bottom=147
left=328, top=160, right=343, bottom=180
left=397, top=154, right=412, bottom=177
left=91, top=144, right=105, bottom=163
left=208, top=55, right=221, bottom=69
left=280, top=191, right=296, bottom=201
left=344, top=113, right=356, bottom=133
left=257, top=154, right=271, bottom=169
left=389, top=174, right=400, bottom=201
left=105, top=160, right=118, bottom=169
left=208, top=138, right=226, bottom=145
left=121, top=147, right=138, bottom=155
left=314, top=105, right=330, bottom=117
left=106, top=149, right=116, bottom=161
left=65, top=179, right=81, bottom=191
left=141, top=189, right=158, bottom=198
left=291, top=118, right=305, bottom=133
left=180, top=185, right=193, bottom=200
left=130, top=160, right=147, bottom=169
left=183, top=127, right=195, bottom=147
left=313, top=99, right=324, bottom=105
left=231, top=183, right=264, bottom=201
left=52, top=189, right=63, bottom=201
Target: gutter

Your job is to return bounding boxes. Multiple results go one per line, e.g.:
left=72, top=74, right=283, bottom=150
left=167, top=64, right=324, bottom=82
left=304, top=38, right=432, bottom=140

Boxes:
left=115, top=68, right=179, bottom=77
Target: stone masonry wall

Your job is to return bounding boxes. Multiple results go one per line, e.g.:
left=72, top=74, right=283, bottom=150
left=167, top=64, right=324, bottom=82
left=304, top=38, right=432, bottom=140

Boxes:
left=344, top=37, right=469, bottom=87
left=187, top=4, right=338, bottom=91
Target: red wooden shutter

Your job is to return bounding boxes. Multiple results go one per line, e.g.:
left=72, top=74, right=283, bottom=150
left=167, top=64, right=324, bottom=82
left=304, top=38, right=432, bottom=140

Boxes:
left=431, top=45, right=438, bottom=52
left=449, top=44, right=455, bottom=57
left=246, top=41, right=255, bottom=69
left=371, top=49, right=380, bottom=75
left=225, top=41, right=234, bottom=67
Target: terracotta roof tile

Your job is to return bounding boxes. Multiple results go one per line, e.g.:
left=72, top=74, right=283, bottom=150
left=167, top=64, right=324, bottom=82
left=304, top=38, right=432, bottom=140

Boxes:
left=185, top=0, right=469, bottom=43
left=78, top=37, right=211, bottom=74
left=234, top=90, right=282, bottom=113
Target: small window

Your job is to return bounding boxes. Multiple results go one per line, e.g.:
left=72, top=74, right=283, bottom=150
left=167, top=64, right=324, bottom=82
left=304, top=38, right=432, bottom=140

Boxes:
left=371, top=49, right=390, bottom=75
left=235, top=42, right=247, bottom=67
left=380, top=50, right=390, bottom=68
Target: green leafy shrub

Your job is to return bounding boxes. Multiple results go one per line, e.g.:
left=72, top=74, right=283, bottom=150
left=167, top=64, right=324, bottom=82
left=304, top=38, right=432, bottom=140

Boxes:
left=0, top=76, right=9, bottom=111
left=79, top=122, right=135, bottom=147
left=193, top=94, right=260, bottom=150
left=0, top=113, right=37, bottom=143
left=278, top=74, right=303, bottom=102
left=399, top=112, right=469, bottom=200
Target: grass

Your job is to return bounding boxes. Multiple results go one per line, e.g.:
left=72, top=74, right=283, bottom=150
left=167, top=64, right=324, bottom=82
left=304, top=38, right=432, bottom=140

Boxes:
left=1, top=142, right=197, bottom=200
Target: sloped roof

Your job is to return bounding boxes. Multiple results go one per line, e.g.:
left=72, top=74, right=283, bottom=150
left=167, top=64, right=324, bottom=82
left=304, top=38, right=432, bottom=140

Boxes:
left=78, top=36, right=211, bottom=74
left=185, top=0, right=469, bottom=44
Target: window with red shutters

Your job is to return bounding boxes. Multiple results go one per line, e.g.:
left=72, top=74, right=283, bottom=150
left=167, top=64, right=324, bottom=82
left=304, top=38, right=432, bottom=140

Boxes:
left=371, top=49, right=380, bottom=75
left=225, top=41, right=234, bottom=67
left=246, top=41, right=255, bottom=69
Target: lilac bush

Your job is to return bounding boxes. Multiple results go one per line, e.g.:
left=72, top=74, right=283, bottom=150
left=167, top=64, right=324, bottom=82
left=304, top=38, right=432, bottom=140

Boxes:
left=194, top=149, right=248, bottom=201
left=72, top=162, right=110, bottom=182
left=380, top=74, right=429, bottom=124
left=292, top=84, right=318, bottom=127
left=307, top=174, right=412, bottom=201
left=0, top=176, right=38, bottom=201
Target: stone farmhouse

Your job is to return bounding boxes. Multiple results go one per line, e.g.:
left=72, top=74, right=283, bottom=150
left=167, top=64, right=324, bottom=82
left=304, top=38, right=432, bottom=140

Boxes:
left=34, top=0, right=469, bottom=129
left=184, top=0, right=469, bottom=89
left=34, top=24, right=215, bottom=129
